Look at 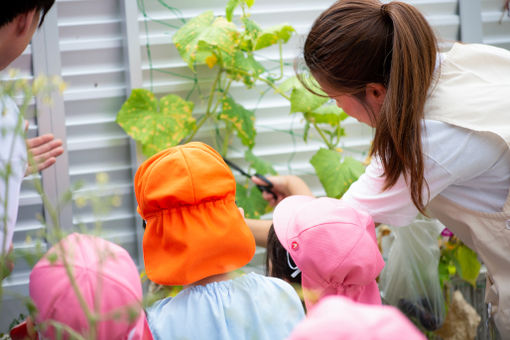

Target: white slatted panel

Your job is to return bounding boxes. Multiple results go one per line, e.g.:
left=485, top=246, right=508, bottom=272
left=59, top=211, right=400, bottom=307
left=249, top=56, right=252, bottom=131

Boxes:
left=0, top=0, right=141, bottom=330
left=58, top=0, right=139, bottom=255
left=482, top=0, right=510, bottom=49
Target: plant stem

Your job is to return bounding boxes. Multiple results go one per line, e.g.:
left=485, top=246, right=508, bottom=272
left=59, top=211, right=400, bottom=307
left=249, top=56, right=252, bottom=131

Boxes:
left=272, top=41, right=284, bottom=82
left=313, top=122, right=335, bottom=150
left=221, top=124, right=233, bottom=156
left=183, top=68, right=223, bottom=143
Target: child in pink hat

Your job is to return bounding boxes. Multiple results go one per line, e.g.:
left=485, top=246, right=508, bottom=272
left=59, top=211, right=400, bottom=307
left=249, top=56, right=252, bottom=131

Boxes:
left=288, top=295, right=426, bottom=340
left=12, top=233, right=153, bottom=340
left=272, top=195, right=385, bottom=309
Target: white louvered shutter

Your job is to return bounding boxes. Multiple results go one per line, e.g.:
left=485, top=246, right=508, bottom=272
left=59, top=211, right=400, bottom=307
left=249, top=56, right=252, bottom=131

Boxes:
left=0, top=0, right=141, bottom=329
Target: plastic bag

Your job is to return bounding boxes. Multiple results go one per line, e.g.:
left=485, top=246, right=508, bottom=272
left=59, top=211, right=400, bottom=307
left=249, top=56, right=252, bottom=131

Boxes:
left=379, top=216, right=446, bottom=331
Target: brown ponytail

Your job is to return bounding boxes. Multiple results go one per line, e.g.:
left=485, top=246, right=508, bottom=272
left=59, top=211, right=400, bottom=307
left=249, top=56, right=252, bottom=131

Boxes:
left=303, top=0, right=437, bottom=214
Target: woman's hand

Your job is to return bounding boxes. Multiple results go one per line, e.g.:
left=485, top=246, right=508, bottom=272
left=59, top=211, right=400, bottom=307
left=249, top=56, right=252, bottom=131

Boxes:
left=251, top=175, right=314, bottom=207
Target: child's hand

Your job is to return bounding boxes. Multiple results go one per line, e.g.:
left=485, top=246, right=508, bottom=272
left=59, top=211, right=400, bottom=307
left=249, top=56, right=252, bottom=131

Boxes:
left=251, top=175, right=314, bottom=207
left=25, top=134, right=64, bottom=176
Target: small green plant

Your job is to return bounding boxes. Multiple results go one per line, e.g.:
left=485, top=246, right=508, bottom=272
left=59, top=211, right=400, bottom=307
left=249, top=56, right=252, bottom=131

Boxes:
left=438, top=233, right=482, bottom=290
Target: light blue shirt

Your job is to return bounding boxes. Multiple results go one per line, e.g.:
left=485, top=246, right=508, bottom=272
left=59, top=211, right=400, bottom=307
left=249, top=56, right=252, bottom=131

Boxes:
left=147, top=272, right=305, bottom=340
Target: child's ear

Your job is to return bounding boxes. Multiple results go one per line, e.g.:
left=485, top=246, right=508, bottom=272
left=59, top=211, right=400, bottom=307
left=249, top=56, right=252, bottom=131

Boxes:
left=14, top=9, right=39, bottom=37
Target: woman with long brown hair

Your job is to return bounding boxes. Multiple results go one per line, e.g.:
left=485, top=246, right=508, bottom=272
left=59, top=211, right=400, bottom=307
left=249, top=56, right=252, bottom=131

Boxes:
left=248, top=0, right=510, bottom=336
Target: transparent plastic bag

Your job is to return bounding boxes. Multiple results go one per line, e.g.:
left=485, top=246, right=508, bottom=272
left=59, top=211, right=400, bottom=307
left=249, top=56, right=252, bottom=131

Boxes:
left=379, top=217, right=446, bottom=331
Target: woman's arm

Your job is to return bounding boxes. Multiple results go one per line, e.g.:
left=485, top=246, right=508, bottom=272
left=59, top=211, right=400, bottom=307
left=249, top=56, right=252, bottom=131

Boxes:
left=247, top=175, right=315, bottom=246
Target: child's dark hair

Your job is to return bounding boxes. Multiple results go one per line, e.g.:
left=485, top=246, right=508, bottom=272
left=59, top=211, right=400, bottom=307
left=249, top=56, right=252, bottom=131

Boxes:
left=0, top=1, right=56, bottom=28
left=266, top=224, right=301, bottom=284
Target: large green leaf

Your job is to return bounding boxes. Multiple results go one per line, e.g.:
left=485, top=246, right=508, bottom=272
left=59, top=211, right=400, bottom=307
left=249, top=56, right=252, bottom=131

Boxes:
left=236, top=183, right=268, bottom=219
left=173, top=12, right=240, bottom=70
left=277, top=76, right=301, bottom=93
left=254, top=24, right=295, bottom=50
left=245, top=149, right=276, bottom=175
left=454, top=244, right=481, bottom=287
left=305, top=105, right=348, bottom=126
left=290, top=87, right=328, bottom=113
left=116, top=89, right=195, bottom=157
left=310, top=149, right=365, bottom=198
left=219, top=97, right=256, bottom=148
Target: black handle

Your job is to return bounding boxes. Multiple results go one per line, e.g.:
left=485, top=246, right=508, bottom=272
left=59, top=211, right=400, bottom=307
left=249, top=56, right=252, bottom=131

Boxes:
left=254, top=174, right=277, bottom=200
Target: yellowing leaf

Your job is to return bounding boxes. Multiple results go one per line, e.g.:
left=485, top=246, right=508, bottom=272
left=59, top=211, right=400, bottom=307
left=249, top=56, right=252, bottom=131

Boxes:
left=454, top=244, right=481, bottom=287
left=205, top=54, right=218, bottom=68
left=219, top=97, right=256, bottom=148
left=116, top=89, right=196, bottom=157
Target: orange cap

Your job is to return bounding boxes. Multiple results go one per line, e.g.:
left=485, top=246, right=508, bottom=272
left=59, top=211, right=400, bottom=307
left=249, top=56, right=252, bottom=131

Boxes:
left=134, top=142, right=256, bottom=285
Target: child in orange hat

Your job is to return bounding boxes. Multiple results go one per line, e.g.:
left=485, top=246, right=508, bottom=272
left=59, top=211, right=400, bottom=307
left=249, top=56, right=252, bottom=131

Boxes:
left=134, top=142, right=305, bottom=340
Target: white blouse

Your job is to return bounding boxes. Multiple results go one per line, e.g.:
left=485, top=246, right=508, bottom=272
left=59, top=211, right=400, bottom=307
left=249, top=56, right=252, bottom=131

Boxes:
left=342, top=119, right=510, bottom=226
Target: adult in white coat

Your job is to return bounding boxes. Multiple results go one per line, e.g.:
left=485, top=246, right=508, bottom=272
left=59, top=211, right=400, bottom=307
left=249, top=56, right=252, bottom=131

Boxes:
left=249, top=0, right=510, bottom=337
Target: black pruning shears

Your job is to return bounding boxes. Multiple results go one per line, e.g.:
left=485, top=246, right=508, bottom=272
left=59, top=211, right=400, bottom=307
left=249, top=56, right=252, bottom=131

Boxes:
left=223, top=158, right=277, bottom=200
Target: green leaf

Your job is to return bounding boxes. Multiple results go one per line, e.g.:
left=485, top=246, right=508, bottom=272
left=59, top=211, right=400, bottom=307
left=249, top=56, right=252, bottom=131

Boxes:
left=116, top=89, right=195, bottom=157
left=454, top=244, right=481, bottom=287
left=254, top=24, right=295, bottom=50
left=227, top=51, right=265, bottom=86
left=245, top=149, right=277, bottom=175
left=310, top=149, right=365, bottom=198
left=173, top=12, right=240, bottom=70
left=305, top=105, right=348, bottom=126
left=240, top=17, right=261, bottom=51
left=236, top=183, right=268, bottom=219
left=277, top=76, right=301, bottom=93
left=219, top=97, right=256, bottom=148
left=245, top=0, right=255, bottom=7
left=290, top=87, right=328, bottom=114
left=173, top=12, right=214, bottom=69
left=226, top=0, right=241, bottom=21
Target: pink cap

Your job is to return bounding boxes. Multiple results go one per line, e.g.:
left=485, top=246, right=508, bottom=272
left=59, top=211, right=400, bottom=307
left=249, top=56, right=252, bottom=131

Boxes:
left=288, top=296, right=426, bottom=340
left=273, top=196, right=384, bottom=309
left=29, top=233, right=153, bottom=340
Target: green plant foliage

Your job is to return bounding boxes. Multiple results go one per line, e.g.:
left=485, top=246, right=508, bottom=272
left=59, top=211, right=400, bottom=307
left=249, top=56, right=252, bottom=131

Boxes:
left=236, top=183, right=268, bottom=218
left=254, top=24, right=295, bottom=50
left=240, top=17, right=261, bottom=51
left=453, top=244, right=481, bottom=287
left=228, top=51, right=265, bottom=86
left=310, top=148, right=365, bottom=198
left=438, top=237, right=481, bottom=289
left=245, top=150, right=277, bottom=175
left=173, top=12, right=240, bottom=70
left=226, top=0, right=254, bottom=22
left=290, top=87, right=328, bottom=114
left=116, top=89, right=195, bottom=157
left=219, top=97, right=256, bottom=148
left=306, top=105, right=349, bottom=126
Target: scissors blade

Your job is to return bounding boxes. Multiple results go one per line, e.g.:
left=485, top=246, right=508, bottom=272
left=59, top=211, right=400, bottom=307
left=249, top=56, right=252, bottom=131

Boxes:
left=223, top=158, right=251, bottom=178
